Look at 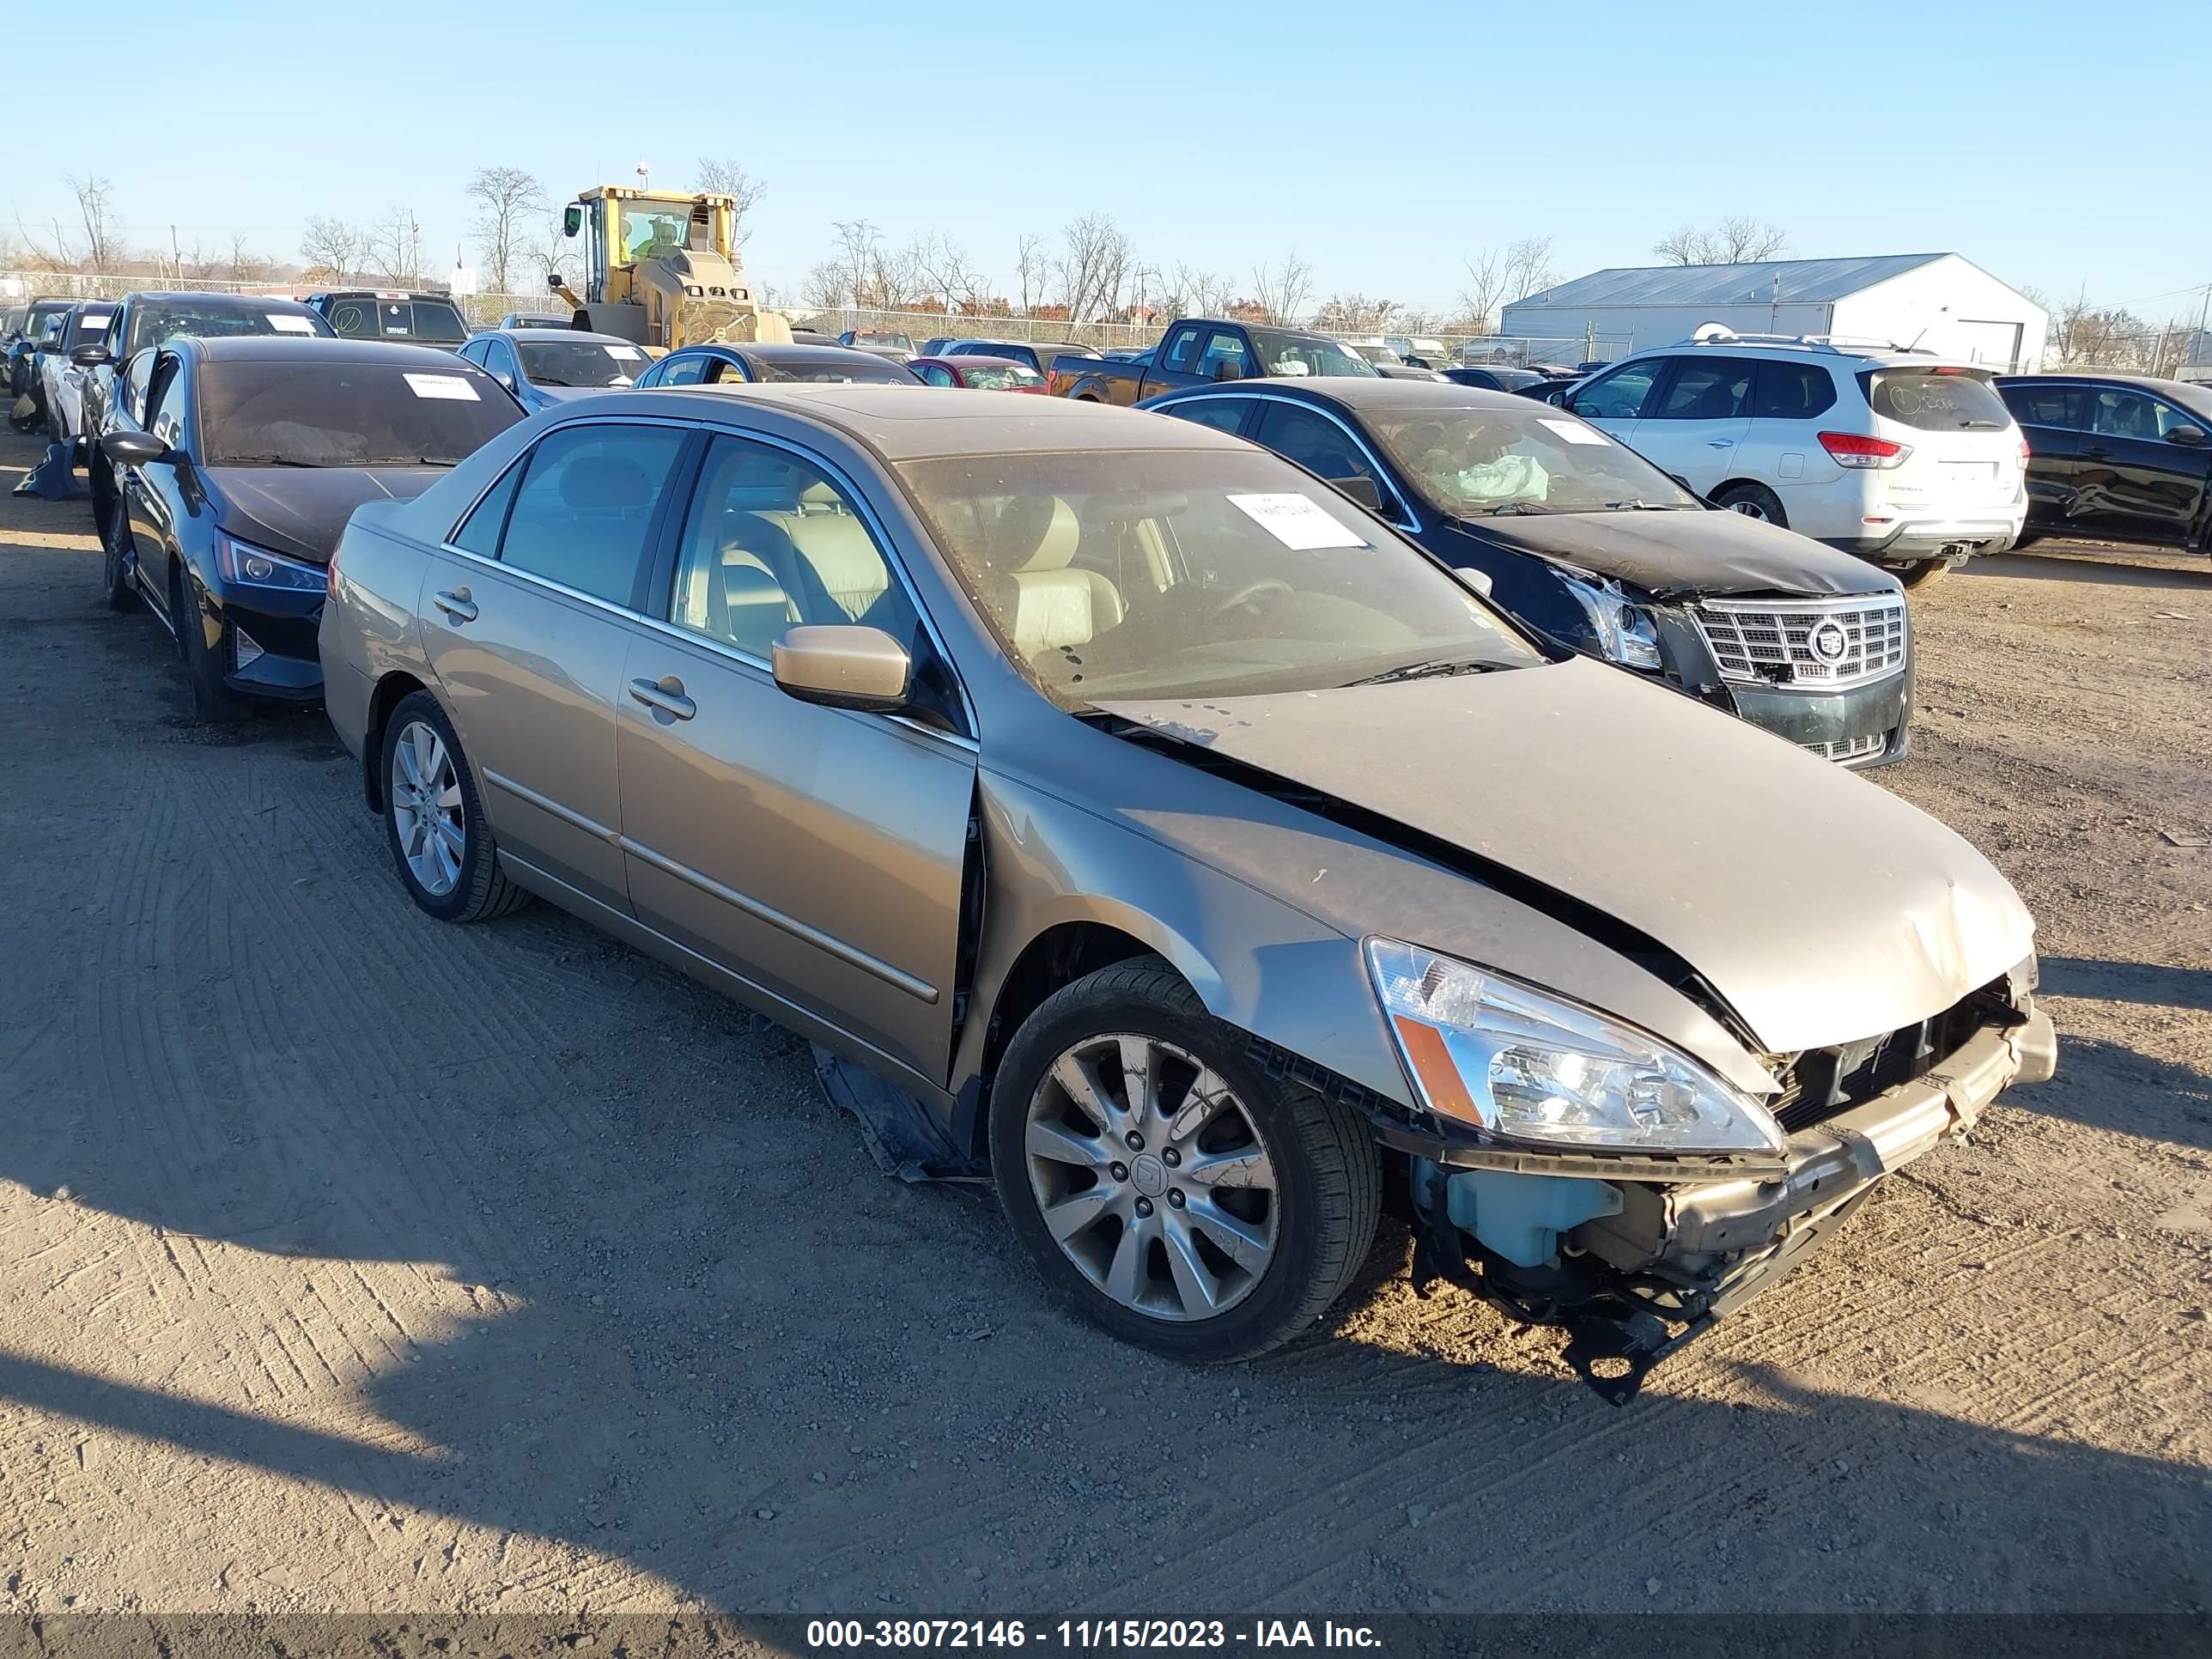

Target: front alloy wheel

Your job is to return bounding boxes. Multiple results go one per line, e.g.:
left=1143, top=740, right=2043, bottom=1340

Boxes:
left=1024, top=1032, right=1279, bottom=1322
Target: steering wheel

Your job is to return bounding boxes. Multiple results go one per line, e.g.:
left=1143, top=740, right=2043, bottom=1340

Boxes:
left=1212, top=578, right=1294, bottom=619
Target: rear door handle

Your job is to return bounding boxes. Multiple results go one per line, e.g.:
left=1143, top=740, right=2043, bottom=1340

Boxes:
left=629, top=676, right=696, bottom=720
left=1707, top=438, right=1735, bottom=447
left=431, top=589, right=477, bottom=623
left=2081, top=446, right=2110, bottom=459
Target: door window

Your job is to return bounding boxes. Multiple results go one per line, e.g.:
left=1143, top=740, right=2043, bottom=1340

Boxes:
left=496, top=423, right=690, bottom=606
left=1570, top=360, right=1662, bottom=420
left=1159, top=325, right=1204, bottom=374
left=121, top=348, right=157, bottom=421
left=1751, top=360, right=1837, bottom=421
left=143, top=355, right=185, bottom=443
left=1194, top=329, right=1254, bottom=381
left=2087, top=388, right=2161, bottom=441
left=451, top=459, right=525, bottom=556
left=665, top=434, right=919, bottom=659
left=1650, top=359, right=1754, bottom=420
left=704, top=355, right=751, bottom=384
left=457, top=339, right=487, bottom=367
left=1164, top=397, right=1255, bottom=436
left=2001, top=384, right=2086, bottom=430
left=1254, top=402, right=1379, bottom=488
left=917, top=363, right=955, bottom=387
left=652, top=353, right=710, bottom=386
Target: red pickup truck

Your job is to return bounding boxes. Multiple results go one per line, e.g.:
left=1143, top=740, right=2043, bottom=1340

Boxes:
left=1050, top=317, right=1379, bottom=404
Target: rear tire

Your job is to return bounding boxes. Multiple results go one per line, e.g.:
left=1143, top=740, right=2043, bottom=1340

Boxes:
left=989, top=960, right=1382, bottom=1364
left=379, top=690, right=532, bottom=924
left=1713, top=482, right=1787, bottom=526
left=1897, top=557, right=1954, bottom=589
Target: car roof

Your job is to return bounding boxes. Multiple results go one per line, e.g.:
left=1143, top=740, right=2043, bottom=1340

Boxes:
left=122, top=290, right=316, bottom=309
left=313, top=289, right=459, bottom=301
left=734, top=343, right=908, bottom=367
left=913, top=354, right=1026, bottom=368
left=1630, top=338, right=1974, bottom=370
left=2002, top=370, right=2196, bottom=392
left=1157, top=378, right=1531, bottom=415
left=179, top=336, right=481, bottom=368
left=476, top=327, right=635, bottom=346
left=578, top=384, right=1243, bottom=460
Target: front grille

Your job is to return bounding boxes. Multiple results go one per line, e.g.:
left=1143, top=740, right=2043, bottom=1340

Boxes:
left=1694, top=596, right=1909, bottom=690
left=1802, top=733, right=1886, bottom=766
left=1766, top=981, right=2011, bottom=1134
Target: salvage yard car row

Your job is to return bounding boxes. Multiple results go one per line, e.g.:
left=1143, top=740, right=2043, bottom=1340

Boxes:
left=17, top=289, right=2064, bottom=1400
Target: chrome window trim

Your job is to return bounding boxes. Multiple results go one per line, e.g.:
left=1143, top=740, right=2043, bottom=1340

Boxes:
left=1151, top=388, right=1423, bottom=535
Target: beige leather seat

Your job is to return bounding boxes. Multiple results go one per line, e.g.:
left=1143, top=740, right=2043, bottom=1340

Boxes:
left=1009, top=498, right=1123, bottom=655
left=757, top=481, right=890, bottom=623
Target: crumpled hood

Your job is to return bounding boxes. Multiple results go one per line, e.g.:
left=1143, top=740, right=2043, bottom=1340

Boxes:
left=1099, top=656, right=2033, bottom=1054
left=204, top=466, right=445, bottom=566
left=1444, top=507, right=1899, bottom=599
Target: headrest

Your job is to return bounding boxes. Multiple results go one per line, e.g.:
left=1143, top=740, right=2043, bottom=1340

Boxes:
left=1018, top=497, right=1081, bottom=572
left=794, top=479, right=844, bottom=512
left=560, top=455, right=653, bottom=511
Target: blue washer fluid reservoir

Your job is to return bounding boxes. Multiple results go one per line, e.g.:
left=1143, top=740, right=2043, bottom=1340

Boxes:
left=1413, top=1161, right=1624, bottom=1269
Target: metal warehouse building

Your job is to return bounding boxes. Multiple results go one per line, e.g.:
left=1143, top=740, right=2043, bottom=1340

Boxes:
left=1501, top=253, right=2049, bottom=373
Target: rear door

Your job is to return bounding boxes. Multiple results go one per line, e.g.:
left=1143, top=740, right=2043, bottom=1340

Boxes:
left=1861, top=366, right=2021, bottom=524
left=2067, top=385, right=2211, bottom=545
left=614, top=429, right=977, bottom=1089
left=1736, top=358, right=1840, bottom=503
left=419, top=419, right=696, bottom=914
left=1631, top=356, right=1755, bottom=493
left=1998, top=380, right=2087, bottom=526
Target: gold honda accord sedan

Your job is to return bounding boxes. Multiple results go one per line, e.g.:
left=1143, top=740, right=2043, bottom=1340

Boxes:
left=319, top=386, right=2054, bottom=1400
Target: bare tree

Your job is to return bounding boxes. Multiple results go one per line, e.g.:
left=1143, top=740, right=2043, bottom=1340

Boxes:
left=1313, top=293, right=1401, bottom=334
left=65, top=173, right=118, bottom=272
left=1500, top=235, right=1559, bottom=304
left=467, top=167, right=543, bottom=294
left=830, top=219, right=883, bottom=309
left=1458, top=247, right=1504, bottom=334
left=1056, top=213, right=1133, bottom=323
left=1249, top=252, right=1314, bottom=327
left=299, top=216, right=365, bottom=282
left=913, top=231, right=990, bottom=314
left=1170, top=263, right=1236, bottom=319
left=693, top=157, right=768, bottom=244
left=1014, top=234, right=1049, bottom=315
left=801, top=260, right=850, bottom=312
left=1651, top=217, right=1790, bottom=264
left=367, top=206, right=424, bottom=284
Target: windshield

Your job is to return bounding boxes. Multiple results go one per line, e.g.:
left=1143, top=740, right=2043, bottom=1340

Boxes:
left=851, top=331, right=914, bottom=351
left=1248, top=329, right=1379, bottom=378
left=66, top=309, right=117, bottom=347
left=517, top=337, right=647, bottom=386
left=1366, top=405, right=1698, bottom=515
left=960, top=362, right=1044, bottom=391
left=896, top=448, right=1538, bottom=704
left=198, top=362, right=524, bottom=467
left=325, top=297, right=468, bottom=344
left=750, top=356, right=918, bottom=385
left=619, top=204, right=696, bottom=262
left=126, top=302, right=325, bottom=356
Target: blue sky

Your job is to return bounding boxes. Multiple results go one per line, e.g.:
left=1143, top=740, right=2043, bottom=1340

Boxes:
left=13, top=0, right=2209, bottom=321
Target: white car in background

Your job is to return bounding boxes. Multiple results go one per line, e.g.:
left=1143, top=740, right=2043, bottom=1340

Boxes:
left=1561, top=334, right=2027, bottom=586
left=38, top=301, right=117, bottom=452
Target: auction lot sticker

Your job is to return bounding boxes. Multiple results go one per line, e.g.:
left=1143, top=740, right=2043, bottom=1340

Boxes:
left=403, top=373, right=482, bottom=401
left=1226, top=493, right=1370, bottom=550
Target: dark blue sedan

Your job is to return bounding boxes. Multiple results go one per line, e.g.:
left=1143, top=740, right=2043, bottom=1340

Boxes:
left=632, top=342, right=922, bottom=389
left=457, top=328, right=653, bottom=414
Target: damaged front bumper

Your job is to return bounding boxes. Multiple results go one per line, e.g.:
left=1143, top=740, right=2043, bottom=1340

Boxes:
left=1395, top=1002, right=2057, bottom=1402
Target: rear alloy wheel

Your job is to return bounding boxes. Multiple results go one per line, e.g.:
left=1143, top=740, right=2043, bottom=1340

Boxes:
left=1712, top=482, right=1787, bottom=526
left=379, top=690, right=532, bottom=924
left=991, top=961, right=1380, bottom=1362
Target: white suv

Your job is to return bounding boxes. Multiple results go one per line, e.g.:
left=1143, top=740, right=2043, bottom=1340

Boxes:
left=1560, top=335, right=2027, bottom=585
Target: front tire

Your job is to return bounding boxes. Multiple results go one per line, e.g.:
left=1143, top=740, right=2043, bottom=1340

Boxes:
left=99, top=501, right=136, bottom=611
left=177, top=570, right=249, bottom=724
left=1712, top=482, right=1787, bottom=526
left=379, top=690, right=532, bottom=923
left=989, top=961, right=1382, bottom=1363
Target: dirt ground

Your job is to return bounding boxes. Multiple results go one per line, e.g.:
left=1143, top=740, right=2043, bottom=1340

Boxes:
left=0, top=425, right=2205, bottom=1621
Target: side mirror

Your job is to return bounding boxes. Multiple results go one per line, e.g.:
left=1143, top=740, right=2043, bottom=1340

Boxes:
left=71, top=343, right=111, bottom=368
left=771, top=624, right=911, bottom=713
left=100, top=429, right=168, bottom=467
left=495, top=372, right=516, bottom=392
left=562, top=204, right=582, bottom=238
left=2168, top=423, right=2207, bottom=447
left=1328, top=476, right=1383, bottom=514
left=547, top=272, right=564, bottom=292
left=1211, top=359, right=1243, bottom=382
left=1455, top=567, right=1495, bottom=599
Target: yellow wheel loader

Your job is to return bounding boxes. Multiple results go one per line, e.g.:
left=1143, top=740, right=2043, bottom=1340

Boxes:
left=549, top=185, right=792, bottom=350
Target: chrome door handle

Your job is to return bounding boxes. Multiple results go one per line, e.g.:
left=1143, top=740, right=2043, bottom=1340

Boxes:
left=432, top=589, right=477, bottom=623
left=629, top=677, right=696, bottom=720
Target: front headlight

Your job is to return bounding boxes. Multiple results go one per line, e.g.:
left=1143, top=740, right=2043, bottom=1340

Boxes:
left=1560, top=574, right=1662, bottom=671
left=1364, top=939, right=1784, bottom=1155
left=215, top=533, right=327, bottom=594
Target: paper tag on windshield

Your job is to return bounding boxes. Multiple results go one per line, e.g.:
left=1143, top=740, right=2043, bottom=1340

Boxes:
left=603, top=343, right=642, bottom=362
left=82, top=312, right=112, bottom=326
left=1540, top=417, right=1610, bottom=446
left=1227, top=493, right=1370, bottom=550
left=403, top=373, right=480, bottom=401
left=267, top=313, right=316, bottom=334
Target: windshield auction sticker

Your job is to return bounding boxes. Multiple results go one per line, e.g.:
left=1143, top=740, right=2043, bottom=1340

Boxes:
left=1538, top=418, right=1610, bottom=446
left=1226, top=493, right=1370, bottom=550
left=267, top=314, right=318, bottom=334
left=402, top=374, right=482, bottom=401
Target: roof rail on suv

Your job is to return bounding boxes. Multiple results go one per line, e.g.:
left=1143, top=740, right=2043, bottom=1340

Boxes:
left=1678, top=328, right=1934, bottom=357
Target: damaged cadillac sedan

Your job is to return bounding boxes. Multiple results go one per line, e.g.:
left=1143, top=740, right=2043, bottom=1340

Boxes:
left=319, top=387, right=2056, bottom=1401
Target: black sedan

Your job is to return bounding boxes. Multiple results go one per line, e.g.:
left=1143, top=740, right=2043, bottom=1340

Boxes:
left=1997, top=373, right=2212, bottom=553
left=1440, top=364, right=1549, bottom=396
left=1140, top=378, right=1917, bottom=769
left=631, top=341, right=922, bottom=387
left=97, top=337, right=525, bottom=721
